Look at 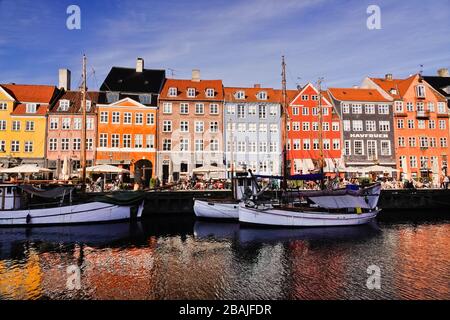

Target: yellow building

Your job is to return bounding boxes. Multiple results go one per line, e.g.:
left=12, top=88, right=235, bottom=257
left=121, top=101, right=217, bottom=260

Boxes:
left=0, top=84, right=60, bottom=168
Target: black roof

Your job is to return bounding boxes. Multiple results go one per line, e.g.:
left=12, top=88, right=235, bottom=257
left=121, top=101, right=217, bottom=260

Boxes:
left=423, top=76, right=450, bottom=98
left=100, top=67, right=166, bottom=94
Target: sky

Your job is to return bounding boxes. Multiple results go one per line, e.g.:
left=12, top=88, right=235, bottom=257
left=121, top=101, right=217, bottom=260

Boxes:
left=0, top=0, right=449, bottom=90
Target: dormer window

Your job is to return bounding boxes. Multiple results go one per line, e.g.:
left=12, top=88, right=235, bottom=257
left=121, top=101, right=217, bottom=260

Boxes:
left=187, top=88, right=196, bottom=98
left=86, top=100, right=92, bottom=112
left=258, top=91, right=267, bottom=100
left=168, top=87, right=177, bottom=97
left=106, top=92, right=119, bottom=103
left=139, top=94, right=151, bottom=105
left=59, top=100, right=70, bottom=111
left=416, top=85, right=426, bottom=98
left=206, top=88, right=215, bottom=98
left=26, top=103, right=37, bottom=113
left=390, top=88, right=397, bottom=95
left=236, top=91, right=245, bottom=99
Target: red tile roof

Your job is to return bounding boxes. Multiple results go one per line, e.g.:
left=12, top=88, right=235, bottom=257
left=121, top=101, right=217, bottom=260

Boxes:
left=160, top=79, right=224, bottom=100
left=49, top=91, right=105, bottom=114
left=369, top=74, right=417, bottom=99
left=11, top=103, right=48, bottom=116
left=328, top=87, right=391, bottom=102
left=1, top=84, right=58, bottom=103
left=224, top=87, right=281, bottom=103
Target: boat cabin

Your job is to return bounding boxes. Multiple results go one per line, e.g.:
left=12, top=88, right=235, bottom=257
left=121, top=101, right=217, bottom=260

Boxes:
left=0, top=185, right=22, bottom=210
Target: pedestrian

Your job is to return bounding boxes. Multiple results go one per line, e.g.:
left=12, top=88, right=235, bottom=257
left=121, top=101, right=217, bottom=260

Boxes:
left=443, top=175, right=449, bottom=189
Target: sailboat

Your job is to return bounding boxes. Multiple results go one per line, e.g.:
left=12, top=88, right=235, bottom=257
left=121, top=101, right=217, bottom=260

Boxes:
left=238, top=57, right=381, bottom=227
left=0, top=55, right=145, bottom=226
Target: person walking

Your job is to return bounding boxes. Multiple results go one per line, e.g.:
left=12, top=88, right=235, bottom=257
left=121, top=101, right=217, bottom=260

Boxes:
left=443, top=175, right=449, bottom=189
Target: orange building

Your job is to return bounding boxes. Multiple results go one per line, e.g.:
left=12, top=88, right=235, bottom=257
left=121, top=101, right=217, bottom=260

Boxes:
left=363, top=74, right=450, bottom=183
left=96, top=97, right=157, bottom=185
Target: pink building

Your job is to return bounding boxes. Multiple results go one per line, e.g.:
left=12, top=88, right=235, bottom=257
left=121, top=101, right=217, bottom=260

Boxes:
left=46, top=91, right=105, bottom=177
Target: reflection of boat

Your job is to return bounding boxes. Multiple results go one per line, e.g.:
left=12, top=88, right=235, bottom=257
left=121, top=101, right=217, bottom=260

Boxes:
left=193, top=220, right=380, bottom=244
left=193, top=221, right=240, bottom=240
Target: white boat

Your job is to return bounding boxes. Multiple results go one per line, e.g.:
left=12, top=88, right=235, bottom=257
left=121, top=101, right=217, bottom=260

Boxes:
left=0, top=184, right=144, bottom=227
left=194, top=199, right=239, bottom=219
left=239, top=183, right=381, bottom=227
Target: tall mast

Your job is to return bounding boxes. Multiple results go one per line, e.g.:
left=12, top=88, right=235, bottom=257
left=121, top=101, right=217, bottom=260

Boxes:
left=281, top=56, right=288, bottom=191
left=230, top=114, right=235, bottom=199
left=317, top=78, right=325, bottom=189
left=80, top=54, right=87, bottom=190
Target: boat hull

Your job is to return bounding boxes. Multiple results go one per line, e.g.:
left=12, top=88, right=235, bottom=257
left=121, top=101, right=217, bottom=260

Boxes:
left=194, top=200, right=239, bottom=219
left=0, top=201, right=144, bottom=227
left=238, top=204, right=378, bottom=227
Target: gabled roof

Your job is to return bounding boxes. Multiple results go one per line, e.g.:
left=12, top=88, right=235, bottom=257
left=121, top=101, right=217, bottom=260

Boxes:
left=328, top=87, right=392, bottom=102
left=100, top=67, right=166, bottom=94
left=49, top=91, right=106, bottom=114
left=368, top=74, right=417, bottom=99
left=423, top=76, right=450, bottom=98
left=0, top=84, right=58, bottom=103
left=288, top=83, right=332, bottom=106
left=100, top=97, right=155, bottom=109
left=160, top=78, right=224, bottom=100
left=224, top=87, right=281, bottom=103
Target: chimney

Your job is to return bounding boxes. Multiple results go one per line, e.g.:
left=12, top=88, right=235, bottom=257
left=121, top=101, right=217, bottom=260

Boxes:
left=136, top=58, right=144, bottom=73
left=437, top=68, right=449, bottom=77
left=58, top=69, right=71, bottom=91
left=192, top=69, right=200, bottom=82
left=385, top=73, right=393, bottom=81
left=254, top=84, right=261, bottom=88
left=353, top=85, right=359, bottom=89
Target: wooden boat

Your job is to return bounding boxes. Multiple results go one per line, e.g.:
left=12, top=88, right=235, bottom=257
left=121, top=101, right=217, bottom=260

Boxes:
left=0, top=184, right=144, bottom=226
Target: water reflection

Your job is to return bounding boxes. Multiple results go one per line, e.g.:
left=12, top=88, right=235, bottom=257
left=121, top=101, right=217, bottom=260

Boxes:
left=0, top=218, right=448, bottom=300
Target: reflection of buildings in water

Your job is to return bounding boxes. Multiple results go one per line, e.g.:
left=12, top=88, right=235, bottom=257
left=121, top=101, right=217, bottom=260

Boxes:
left=0, top=248, right=43, bottom=300
left=287, top=240, right=347, bottom=300
left=393, top=224, right=450, bottom=299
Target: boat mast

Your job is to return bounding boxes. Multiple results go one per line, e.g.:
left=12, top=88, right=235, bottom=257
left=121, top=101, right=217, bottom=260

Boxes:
left=281, top=56, right=288, bottom=191
left=230, top=113, right=235, bottom=199
left=317, top=78, right=325, bottom=189
left=80, top=54, right=87, bottom=190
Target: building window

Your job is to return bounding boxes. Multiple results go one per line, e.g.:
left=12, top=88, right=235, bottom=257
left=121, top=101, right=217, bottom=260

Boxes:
left=162, top=103, right=173, bottom=114
left=352, top=104, right=362, bottom=114
left=85, top=100, right=92, bottom=112
left=73, top=118, right=82, bottom=130
left=248, top=141, right=257, bottom=152
left=398, top=137, right=405, bottom=147
left=366, top=120, right=376, bottom=132
left=381, top=141, right=391, bottom=156
left=163, top=120, right=172, bottom=132
left=61, top=138, right=70, bottom=151
left=135, top=113, right=143, bottom=125
left=195, top=121, right=204, bottom=133
left=237, top=123, right=246, bottom=132
left=146, top=135, right=155, bottom=148
left=122, top=134, right=131, bottom=148
left=73, top=138, right=81, bottom=151
left=440, top=138, right=448, bottom=148
left=397, top=119, right=404, bottom=129
left=168, top=87, right=177, bottom=97
left=303, top=139, right=310, bottom=150
left=210, top=104, right=219, bottom=114
left=86, top=138, right=93, bottom=151
left=418, top=120, right=426, bottom=129
left=210, top=139, right=219, bottom=151
left=10, top=140, right=19, bottom=152
left=407, top=119, right=415, bottom=129
left=270, top=106, right=277, bottom=116
left=50, top=118, right=58, bottom=130
left=332, top=122, right=340, bottom=131
left=365, top=104, right=375, bottom=114
left=419, top=136, right=428, bottom=148
left=406, top=102, right=414, bottom=112
left=49, top=138, right=58, bottom=151
left=238, top=141, right=246, bottom=152
left=379, top=104, right=389, bottom=114
left=26, top=103, right=37, bottom=114
left=248, top=123, right=256, bottom=132
left=0, top=102, right=7, bottom=110
left=259, top=124, right=267, bottom=132
left=311, top=95, right=319, bottom=101
left=410, top=156, right=417, bottom=168
left=206, top=88, right=215, bottom=98
left=179, top=103, right=189, bottom=114
left=146, top=113, right=155, bottom=125
left=333, top=139, right=340, bottom=150
left=344, top=140, right=351, bottom=156
left=312, top=122, right=319, bottom=131
left=408, top=137, right=416, bottom=147
left=24, top=141, right=33, bottom=153
left=270, top=124, right=278, bottom=133
left=59, top=100, right=70, bottom=111
left=187, top=88, right=196, bottom=98
left=236, top=91, right=245, bottom=99
left=292, top=122, right=300, bottom=131
left=258, top=91, right=267, bottom=100
left=302, top=122, right=310, bottom=131
left=112, top=112, right=120, bottom=124
left=62, top=118, right=71, bottom=130
left=302, top=107, right=309, bottom=115
left=395, top=101, right=404, bottom=113
left=428, top=102, right=435, bottom=112
left=367, top=141, right=376, bottom=160
left=352, top=120, right=363, bottom=131
left=124, top=112, right=132, bottom=124
left=195, top=103, right=204, bottom=114
left=301, top=95, right=309, bottom=101
left=312, top=107, right=319, bottom=116
left=237, top=105, right=245, bottom=118
left=379, top=121, right=390, bottom=131
left=323, top=139, right=330, bottom=150
left=111, top=134, right=120, bottom=148
left=195, top=139, right=204, bottom=151
left=438, top=102, right=447, bottom=114
left=100, top=111, right=108, bottom=123
left=430, top=137, right=437, bottom=148
left=99, top=134, right=108, bottom=148
left=322, top=122, right=329, bottom=131
left=342, top=103, right=350, bottom=114
left=343, top=120, right=351, bottom=132
left=134, top=134, right=143, bottom=148
left=259, top=142, right=267, bottom=153
left=163, top=139, right=171, bottom=151
left=180, top=120, right=189, bottom=132
left=292, top=106, right=299, bottom=116
left=313, top=139, right=320, bottom=150
left=210, top=121, right=219, bottom=132
left=259, top=105, right=266, bottom=119
left=227, top=104, right=235, bottom=115
left=12, top=121, right=20, bottom=131
left=87, top=118, right=94, bottom=130
left=354, top=140, right=364, bottom=156
left=439, top=120, right=446, bottom=130
left=416, top=85, right=426, bottom=98
left=180, top=163, right=188, bottom=173
left=293, top=139, right=301, bottom=150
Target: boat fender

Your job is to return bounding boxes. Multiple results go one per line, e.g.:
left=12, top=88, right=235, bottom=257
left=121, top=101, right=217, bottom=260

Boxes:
left=26, top=214, right=31, bottom=224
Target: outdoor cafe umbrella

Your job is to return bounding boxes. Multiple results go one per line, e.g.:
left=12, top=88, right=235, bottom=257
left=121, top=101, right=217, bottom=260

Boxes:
left=363, top=165, right=398, bottom=174
left=0, top=164, right=52, bottom=174
left=192, top=164, right=227, bottom=179
left=83, top=164, right=130, bottom=174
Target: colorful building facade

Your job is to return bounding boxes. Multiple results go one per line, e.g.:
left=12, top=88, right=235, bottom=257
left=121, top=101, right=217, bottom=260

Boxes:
left=0, top=84, right=60, bottom=168
left=223, top=86, right=282, bottom=176
left=362, top=74, right=450, bottom=182
left=327, top=87, right=395, bottom=171
left=286, top=83, right=342, bottom=174
left=157, top=71, right=224, bottom=183
left=46, top=91, right=104, bottom=177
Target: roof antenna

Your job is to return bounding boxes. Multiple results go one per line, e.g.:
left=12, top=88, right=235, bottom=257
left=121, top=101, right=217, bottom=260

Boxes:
left=168, top=68, right=177, bottom=78
left=419, top=64, right=424, bottom=81
left=296, top=77, right=302, bottom=91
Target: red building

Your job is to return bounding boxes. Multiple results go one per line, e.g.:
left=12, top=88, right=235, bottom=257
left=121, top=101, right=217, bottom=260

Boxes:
left=286, top=83, right=342, bottom=174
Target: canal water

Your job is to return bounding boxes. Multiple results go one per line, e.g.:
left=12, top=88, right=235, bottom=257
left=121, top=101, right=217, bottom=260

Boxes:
left=0, top=216, right=449, bottom=300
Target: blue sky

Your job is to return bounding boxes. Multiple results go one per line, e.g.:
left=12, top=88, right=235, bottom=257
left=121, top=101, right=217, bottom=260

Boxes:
left=0, top=0, right=449, bottom=90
